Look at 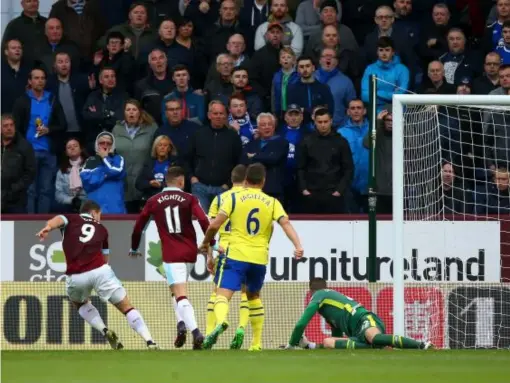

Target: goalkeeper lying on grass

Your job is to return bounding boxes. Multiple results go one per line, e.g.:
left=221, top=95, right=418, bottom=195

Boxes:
left=283, top=278, right=434, bottom=350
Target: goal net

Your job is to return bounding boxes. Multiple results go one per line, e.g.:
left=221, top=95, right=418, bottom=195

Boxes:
left=393, top=94, right=510, bottom=349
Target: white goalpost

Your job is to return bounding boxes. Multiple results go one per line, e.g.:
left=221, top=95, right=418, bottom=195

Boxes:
left=392, top=94, right=510, bottom=348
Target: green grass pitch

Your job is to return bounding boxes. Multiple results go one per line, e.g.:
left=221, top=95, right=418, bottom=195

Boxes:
left=2, top=350, right=509, bottom=383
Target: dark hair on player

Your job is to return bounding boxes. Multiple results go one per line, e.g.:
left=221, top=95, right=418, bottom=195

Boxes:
left=377, top=36, right=395, bottom=50
left=314, top=108, right=331, bottom=119
left=80, top=200, right=101, bottom=214
left=309, top=277, right=327, bottom=292
left=245, top=163, right=266, bottom=185
left=231, top=164, right=247, bottom=183
left=166, top=166, right=186, bottom=184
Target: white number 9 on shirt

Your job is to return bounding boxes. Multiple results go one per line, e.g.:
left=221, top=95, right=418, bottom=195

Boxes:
left=79, top=224, right=96, bottom=243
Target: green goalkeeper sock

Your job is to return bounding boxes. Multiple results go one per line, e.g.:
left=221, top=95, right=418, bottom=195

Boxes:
left=372, top=334, right=422, bottom=349
left=334, top=338, right=372, bottom=349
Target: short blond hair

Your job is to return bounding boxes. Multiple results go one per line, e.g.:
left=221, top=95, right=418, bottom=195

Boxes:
left=151, top=135, right=177, bottom=158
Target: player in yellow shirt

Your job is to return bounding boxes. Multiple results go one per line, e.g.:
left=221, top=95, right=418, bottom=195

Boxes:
left=206, top=164, right=250, bottom=349
left=199, top=163, right=304, bottom=351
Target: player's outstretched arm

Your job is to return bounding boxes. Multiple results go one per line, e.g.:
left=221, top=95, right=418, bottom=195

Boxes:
left=36, top=215, right=66, bottom=240
left=130, top=202, right=152, bottom=255
left=287, top=302, right=319, bottom=347
left=278, top=217, right=304, bottom=259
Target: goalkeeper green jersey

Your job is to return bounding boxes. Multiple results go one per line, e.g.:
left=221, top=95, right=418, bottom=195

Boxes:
left=289, top=289, right=370, bottom=346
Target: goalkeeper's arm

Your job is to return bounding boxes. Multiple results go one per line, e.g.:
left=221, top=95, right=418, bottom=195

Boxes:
left=288, top=302, right=319, bottom=346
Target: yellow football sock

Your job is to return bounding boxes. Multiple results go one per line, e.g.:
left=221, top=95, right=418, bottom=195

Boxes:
left=248, top=298, right=264, bottom=348
left=206, top=292, right=216, bottom=335
left=238, top=292, right=249, bottom=329
left=214, top=295, right=229, bottom=325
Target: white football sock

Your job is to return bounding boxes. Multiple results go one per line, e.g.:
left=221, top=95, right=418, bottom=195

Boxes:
left=177, top=298, right=198, bottom=332
left=78, top=302, right=107, bottom=334
left=172, top=296, right=184, bottom=323
left=126, top=309, right=153, bottom=342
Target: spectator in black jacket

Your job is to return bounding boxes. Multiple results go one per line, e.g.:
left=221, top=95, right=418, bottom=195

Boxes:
left=188, top=100, right=242, bottom=211
left=36, top=18, right=82, bottom=75
left=1, top=0, right=47, bottom=64
left=239, top=0, right=270, bottom=53
left=138, top=0, right=180, bottom=30
left=297, top=107, right=353, bottom=213
left=82, top=67, right=128, bottom=152
left=417, top=61, right=456, bottom=94
left=242, top=112, right=288, bottom=201
left=12, top=67, right=67, bottom=213
left=93, top=31, right=136, bottom=95
left=183, top=0, right=220, bottom=37
left=47, top=52, right=93, bottom=144
left=1, top=113, right=36, bottom=214
left=135, top=48, right=174, bottom=124
left=473, top=52, right=502, bottom=94
left=205, top=53, right=235, bottom=103
left=1, top=38, right=30, bottom=114
left=419, top=3, right=452, bottom=69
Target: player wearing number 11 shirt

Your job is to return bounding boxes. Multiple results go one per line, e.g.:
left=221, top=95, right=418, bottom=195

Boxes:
left=35, top=200, right=158, bottom=350
left=131, top=166, right=212, bottom=349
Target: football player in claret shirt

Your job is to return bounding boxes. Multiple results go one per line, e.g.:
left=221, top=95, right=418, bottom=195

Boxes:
left=199, top=163, right=304, bottom=351
left=283, top=278, right=433, bottom=350
left=36, top=200, right=158, bottom=350
left=130, top=166, right=214, bottom=349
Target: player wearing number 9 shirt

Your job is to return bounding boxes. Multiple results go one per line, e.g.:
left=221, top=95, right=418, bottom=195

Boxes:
left=199, top=163, right=304, bottom=351
left=131, top=166, right=213, bottom=350
left=35, top=200, right=158, bottom=350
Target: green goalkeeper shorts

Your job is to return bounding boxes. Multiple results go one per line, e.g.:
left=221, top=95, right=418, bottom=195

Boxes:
left=352, top=312, right=386, bottom=342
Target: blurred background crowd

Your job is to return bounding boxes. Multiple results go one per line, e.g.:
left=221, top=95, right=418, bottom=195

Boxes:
left=1, top=0, right=509, bottom=216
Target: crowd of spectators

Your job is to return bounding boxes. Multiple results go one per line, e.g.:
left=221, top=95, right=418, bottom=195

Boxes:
left=1, top=0, right=510, bottom=216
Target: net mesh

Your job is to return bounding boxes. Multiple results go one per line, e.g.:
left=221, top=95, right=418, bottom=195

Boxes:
left=401, top=103, right=510, bottom=349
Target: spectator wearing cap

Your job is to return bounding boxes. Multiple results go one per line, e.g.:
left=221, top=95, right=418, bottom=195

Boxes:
left=419, top=3, right=453, bottom=69
left=363, top=6, right=418, bottom=88
left=457, top=77, right=473, bottom=94
left=473, top=52, right=501, bottom=94
left=242, top=112, right=289, bottom=201
left=49, top=0, right=107, bottom=60
left=1, top=39, right=31, bottom=114
left=82, top=67, right=129, bottom=152
left=98, top=2, right=158, bottom=60
left=80, top=131, right=127, bottom=214
left=188, top=101, right=242, bottom=211
left=135, top=48, right=174, bottom=125
left=12, top=67, right=67, bottom=214
left=278, top=104, right=309, bottom=211
left=305, top=24, right=362, bottom=90
left=362, top=37, right=409, bottom=114
left=239, top=0, right=270, bottom=53
left=495, top=20, right=510, bottom=64
left=338, top=99, right=369, bottom=213
left=439, top=28, right=483, bottom=86
left=288, top=55, right=334, bottom=130
left=206, top=34, right=251, bottom=86
left=203, top=0, right=244, bottom=66
left=249, top=22, right=285, bottom=110
left=297, top=107, right=353, bottom=214
left=272, top=47, right=299, bottom=118
left=296, top=0, right=342, bottom=40
left=1, top=0, right=47, bottom=65
left=36, top=18, right=82, bottom=75
left=315, top=47, right=356, bottom=127
left=1, top=113, right=36, bottom=214
left=183, top=0, right=220, bottom=37
left=93, top=31, right=136, bottom=95
left=162, top=65, right=206, bottom=125
left=154, top=98, right=201, bottom=163
left=228, top=93, right=258, bottom=147
left=304, top=0, right=359, bottom=61
left=417, top=60, right=456, bottom=94
left=254, top=0, right=304, bottom=57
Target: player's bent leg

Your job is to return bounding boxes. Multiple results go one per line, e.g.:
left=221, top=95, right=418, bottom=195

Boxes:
left=171, top=282, right=203, bottom=350
left=113, top=295, right=159, bottom=350
left=362, top=314, right=429, bottom=349
left=324, top=337, right=372, bottom=350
